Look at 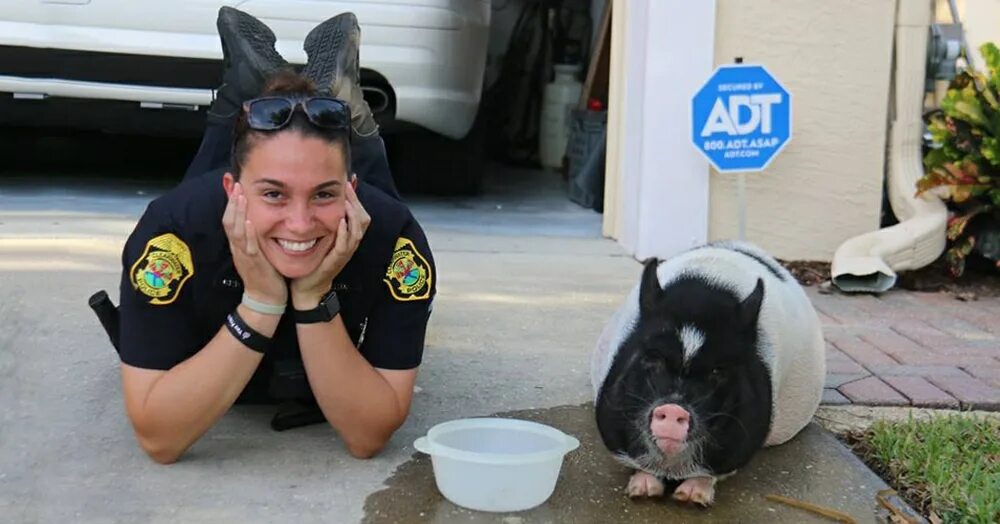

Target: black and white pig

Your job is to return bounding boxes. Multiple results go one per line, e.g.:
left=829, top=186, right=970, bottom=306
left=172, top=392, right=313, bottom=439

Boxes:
left=592, top=241, right=825, bottom=506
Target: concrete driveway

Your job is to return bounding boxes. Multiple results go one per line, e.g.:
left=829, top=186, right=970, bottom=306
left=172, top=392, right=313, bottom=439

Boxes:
left=0, top=167, right=638, bottom=522
left=1, top=165, right=907, bottom=523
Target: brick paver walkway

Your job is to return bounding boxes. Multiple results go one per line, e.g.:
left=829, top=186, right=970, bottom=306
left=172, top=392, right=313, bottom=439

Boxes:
left=809, top=288, right=1000, bottom=410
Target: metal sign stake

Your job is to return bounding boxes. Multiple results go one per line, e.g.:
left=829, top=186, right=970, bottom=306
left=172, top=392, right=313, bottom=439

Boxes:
left=734, top=57, right=746, bottom=242
left=737, top=171, right=746, bottom=241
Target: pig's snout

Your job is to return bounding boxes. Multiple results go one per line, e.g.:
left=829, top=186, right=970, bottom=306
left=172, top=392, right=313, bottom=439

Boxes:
left=651, top=404, right=690, bottom=440
left=650, top=404, right=690, bottom=455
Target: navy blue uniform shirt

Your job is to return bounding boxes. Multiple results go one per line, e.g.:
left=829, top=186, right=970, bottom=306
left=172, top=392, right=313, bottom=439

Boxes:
left=117, top=167, right=435, bottom=400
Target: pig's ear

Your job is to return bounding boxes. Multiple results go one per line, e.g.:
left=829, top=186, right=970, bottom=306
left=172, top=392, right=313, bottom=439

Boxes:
left=737, top=278, right=765, bottom=328
left=639, top=258, right=663, bottom=312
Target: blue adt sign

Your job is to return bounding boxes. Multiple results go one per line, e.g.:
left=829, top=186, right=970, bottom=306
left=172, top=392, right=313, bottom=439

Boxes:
left=692, top=64, right=791, bottom=172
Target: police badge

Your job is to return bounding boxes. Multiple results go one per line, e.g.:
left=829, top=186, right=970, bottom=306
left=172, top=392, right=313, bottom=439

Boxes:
left=383, top=237, right=431, bottom=301
left=130, top=233, right=195, bottom=305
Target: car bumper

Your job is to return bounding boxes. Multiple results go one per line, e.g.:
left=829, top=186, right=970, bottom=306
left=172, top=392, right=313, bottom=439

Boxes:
left=0, top=0, right=489, bottom=138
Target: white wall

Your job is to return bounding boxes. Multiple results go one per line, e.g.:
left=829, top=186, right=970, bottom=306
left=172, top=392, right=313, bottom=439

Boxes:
left=606, top=0, right=716, bottom=261
left=961, top=0, right=1000, bottom=62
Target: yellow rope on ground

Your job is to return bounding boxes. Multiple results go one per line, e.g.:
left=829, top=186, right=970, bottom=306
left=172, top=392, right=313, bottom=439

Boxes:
left=765, top=494, right=858, bottom=524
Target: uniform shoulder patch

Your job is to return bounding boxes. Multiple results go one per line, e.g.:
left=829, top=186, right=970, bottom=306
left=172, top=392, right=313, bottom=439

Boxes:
left=383, top=236, right=432, bottom=301
left=129, top=233, right=195, bottom=305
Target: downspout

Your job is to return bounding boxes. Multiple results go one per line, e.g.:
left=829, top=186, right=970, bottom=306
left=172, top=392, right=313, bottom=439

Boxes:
left=830, top=0, right=947, bottom=293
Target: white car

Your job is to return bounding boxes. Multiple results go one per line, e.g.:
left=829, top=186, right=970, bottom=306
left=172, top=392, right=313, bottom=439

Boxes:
left=0, top=0, right=490, bottom=140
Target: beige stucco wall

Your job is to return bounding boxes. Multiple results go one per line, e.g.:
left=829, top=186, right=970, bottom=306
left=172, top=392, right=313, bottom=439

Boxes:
left=961, top=0, right=1000, bottom=59
left=708, top=0, right=898, bottom=261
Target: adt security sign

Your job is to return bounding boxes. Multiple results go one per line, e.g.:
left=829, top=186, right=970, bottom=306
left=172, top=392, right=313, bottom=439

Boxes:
left=692, top=64, right=791, bottom=172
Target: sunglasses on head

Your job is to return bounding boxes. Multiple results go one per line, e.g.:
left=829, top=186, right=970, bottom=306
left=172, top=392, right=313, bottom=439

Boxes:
left=241, top=96, right=351, bottom=131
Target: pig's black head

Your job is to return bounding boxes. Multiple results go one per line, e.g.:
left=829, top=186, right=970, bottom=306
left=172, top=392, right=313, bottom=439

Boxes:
left=595, top=259, right=772, bottom=476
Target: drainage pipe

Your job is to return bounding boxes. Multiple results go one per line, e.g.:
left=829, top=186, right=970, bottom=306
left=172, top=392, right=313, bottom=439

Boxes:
left=830, top=0, right=947, bottom=293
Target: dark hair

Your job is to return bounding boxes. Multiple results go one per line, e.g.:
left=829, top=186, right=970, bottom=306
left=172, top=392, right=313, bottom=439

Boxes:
left=230, top=69, right=351, bottom=179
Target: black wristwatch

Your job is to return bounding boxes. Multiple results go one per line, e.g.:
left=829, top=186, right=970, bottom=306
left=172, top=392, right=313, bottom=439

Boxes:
left=293, top=288, right=340, bottom=324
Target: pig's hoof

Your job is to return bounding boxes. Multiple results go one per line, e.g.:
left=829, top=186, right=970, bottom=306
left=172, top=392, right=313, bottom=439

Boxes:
left=627, top=471, right=665, bottom=498
left=672, top=476, right=716, bottom=507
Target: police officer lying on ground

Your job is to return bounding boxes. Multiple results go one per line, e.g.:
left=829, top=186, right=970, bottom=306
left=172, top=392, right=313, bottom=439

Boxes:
left=111, top=8, right=434, bottom=464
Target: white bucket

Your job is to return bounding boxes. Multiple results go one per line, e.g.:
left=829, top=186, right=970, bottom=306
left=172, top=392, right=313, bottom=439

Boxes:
left=413, top=418, right=580, bottom=512
left=539, top=63, right=584, bottom=169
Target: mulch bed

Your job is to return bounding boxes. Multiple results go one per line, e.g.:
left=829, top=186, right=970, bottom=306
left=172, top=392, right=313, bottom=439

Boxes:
left=777, top=256, right=1000, bottom=299
left=777, top=260, right=831, bottom=287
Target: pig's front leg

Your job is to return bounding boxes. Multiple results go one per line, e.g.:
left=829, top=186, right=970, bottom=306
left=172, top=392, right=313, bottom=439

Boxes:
left=672, top=476, right=716, bottom=506
left=626, top=470, right=664, bottom=498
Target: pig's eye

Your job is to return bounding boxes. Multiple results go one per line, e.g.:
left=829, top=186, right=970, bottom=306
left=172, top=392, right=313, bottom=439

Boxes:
left=640, top=355, right=666, bottom=370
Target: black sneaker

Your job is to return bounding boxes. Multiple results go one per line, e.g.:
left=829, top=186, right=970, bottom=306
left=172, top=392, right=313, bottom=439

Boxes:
left=301, top=12, right=376, bottom=135
left=211, top=6, right=289, bottom=119
left=301, top=13, right=359, bottom=96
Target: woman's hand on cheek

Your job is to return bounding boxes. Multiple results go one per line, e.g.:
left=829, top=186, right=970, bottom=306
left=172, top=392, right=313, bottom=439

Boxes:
left=223, top=182, right=288, bottom=305
left=290, top=179, right=371, bottom=309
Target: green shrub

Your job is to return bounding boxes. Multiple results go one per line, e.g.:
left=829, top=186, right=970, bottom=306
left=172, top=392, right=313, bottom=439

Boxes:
left=920, top=43, right=1000, bottom=276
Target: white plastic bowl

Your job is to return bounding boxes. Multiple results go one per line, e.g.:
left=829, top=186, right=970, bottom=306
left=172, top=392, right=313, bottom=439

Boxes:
left=413, top=418, right=580, bottom=512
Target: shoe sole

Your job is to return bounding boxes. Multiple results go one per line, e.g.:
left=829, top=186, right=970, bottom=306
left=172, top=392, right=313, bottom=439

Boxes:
left=217, top=6, right=287, bottom=76
left=301, top=13, right=359, bottom=95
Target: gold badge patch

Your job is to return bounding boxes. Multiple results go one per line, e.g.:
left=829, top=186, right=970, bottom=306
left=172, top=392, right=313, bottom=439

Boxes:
left=129, top=233, right=195, bottom=305
left=383, top=237, right=432, bottom=301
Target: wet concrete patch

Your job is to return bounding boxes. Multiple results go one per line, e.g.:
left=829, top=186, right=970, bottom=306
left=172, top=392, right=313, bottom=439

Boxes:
left=364, top=403, right=898, bottom=523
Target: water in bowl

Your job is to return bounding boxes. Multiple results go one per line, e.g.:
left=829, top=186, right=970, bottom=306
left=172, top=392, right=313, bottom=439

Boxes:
left=436, top=427, right=560, bottom=455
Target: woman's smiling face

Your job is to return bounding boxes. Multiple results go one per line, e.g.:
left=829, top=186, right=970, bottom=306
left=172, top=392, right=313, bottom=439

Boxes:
left=223, top=130, right=351, bottom=279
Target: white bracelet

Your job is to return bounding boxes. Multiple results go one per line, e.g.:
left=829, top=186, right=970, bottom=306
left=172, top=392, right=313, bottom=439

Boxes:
left=241, top=293, right=286, bottom=316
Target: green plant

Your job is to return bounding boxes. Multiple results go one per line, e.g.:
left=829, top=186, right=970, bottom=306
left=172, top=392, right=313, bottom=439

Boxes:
left=859, top=415, right=1000, bottom=523
left=920, top=43, right=1000, bottom=277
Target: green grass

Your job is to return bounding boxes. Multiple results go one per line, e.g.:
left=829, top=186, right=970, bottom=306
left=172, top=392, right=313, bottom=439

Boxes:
left=848, top=414, right=1000, bottom=524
